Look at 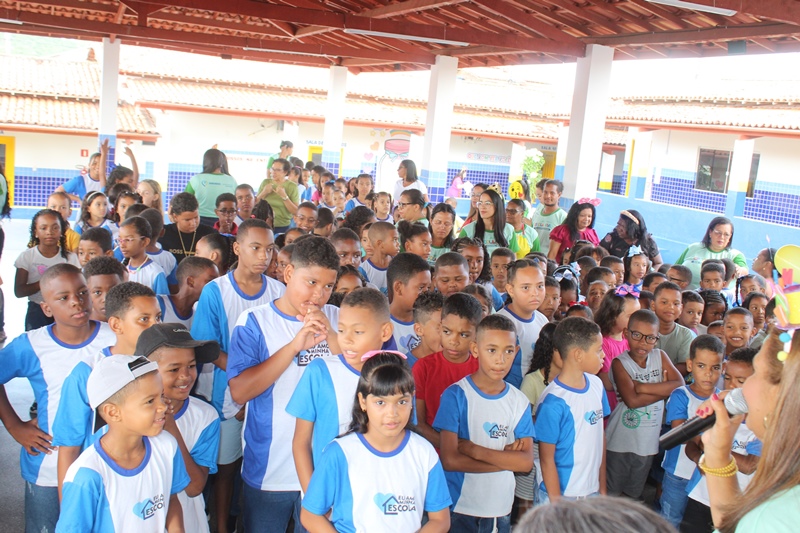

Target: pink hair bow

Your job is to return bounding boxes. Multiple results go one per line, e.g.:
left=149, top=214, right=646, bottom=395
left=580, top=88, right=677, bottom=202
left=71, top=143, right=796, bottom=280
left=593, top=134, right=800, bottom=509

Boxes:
left=577, top=197, right=602, bottom=206
left=615, top=283, right=641, bottom=298
left=361, top=350, right=408, bottom=362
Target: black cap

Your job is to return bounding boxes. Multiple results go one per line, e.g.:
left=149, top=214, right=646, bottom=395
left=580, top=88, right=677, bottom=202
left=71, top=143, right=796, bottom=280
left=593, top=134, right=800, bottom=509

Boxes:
left=136, top=323, right=220, bottom=365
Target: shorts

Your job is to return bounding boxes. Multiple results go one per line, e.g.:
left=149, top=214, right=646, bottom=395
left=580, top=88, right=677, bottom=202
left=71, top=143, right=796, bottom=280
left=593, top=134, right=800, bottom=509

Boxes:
left=218, top=416, right=244, bottom=465
left=606, top=451, right=654, bottom=499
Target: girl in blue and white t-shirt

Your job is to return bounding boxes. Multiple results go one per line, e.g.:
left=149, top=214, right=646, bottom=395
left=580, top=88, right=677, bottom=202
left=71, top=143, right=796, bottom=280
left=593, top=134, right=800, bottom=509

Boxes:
left=300, top=352, right=452, bottom=533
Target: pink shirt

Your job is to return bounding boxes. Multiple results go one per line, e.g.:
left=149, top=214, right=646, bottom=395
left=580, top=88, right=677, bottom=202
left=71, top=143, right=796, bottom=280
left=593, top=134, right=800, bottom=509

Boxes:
left=602, top=336, right=629, bottom=412
left=549, top=225, right=600, bottom=263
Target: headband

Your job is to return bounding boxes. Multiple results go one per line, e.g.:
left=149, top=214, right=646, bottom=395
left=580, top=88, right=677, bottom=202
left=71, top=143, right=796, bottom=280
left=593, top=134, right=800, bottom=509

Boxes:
left=620, top=210, right=639, bottom=225
left=577, top=197, right=601, bottom=206
left=361, top=350, right=408, bottom=362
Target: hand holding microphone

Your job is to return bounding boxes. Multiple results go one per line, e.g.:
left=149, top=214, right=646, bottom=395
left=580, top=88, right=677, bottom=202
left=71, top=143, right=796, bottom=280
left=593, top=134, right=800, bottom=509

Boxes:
left=659, top=388, right=748, bottom=451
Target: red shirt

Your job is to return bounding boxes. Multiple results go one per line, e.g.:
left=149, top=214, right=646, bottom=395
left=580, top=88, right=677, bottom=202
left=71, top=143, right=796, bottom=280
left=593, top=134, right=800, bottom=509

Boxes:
left=213, top=220, right=238, bottom=235
left=549, top=225, right=599, bottom=263
left=412, top=351, right=479, bottom=426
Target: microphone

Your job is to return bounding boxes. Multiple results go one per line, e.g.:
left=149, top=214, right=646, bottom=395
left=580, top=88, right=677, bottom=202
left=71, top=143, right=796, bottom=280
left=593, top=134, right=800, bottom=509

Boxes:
left=659, top=388, right=748, bottom=451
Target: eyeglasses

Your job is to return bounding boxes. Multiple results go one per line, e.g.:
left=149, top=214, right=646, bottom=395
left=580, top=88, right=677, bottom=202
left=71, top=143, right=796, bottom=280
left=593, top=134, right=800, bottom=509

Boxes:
left=271, top=167, right=285, bottom=173
left=629, top=330, right=660, bottom=345
left=712, top=230, right=732, bottom=239
left=506, top=208, right=522, bottom=215
left=475, top=201, right=493, bottom=207
left=397, top=202, right=415, bottom=208
left=118, top=237, right=145, bottom=245
left=217, top=209, right=236, bottom=215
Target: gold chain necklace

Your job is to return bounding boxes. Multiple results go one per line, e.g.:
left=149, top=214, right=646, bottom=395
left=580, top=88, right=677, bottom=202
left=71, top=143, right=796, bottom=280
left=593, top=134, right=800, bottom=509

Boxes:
left=178, top=229, right=197, bottom=257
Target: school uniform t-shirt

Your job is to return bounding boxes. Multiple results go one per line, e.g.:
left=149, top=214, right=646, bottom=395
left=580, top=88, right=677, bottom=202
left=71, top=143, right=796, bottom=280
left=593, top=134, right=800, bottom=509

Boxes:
left=391, top=315, right=420, bottom=354
left=156, top=294, right=193, bottom=329
left=302, top=431, right=451, bottom=533
left=127, top=258, right=169, bottom=295
left=61, top=174, right=102, bottom=202
left=173, top=397, right=221, bottom=533
left=495, top=307, right=549, bottom=389
left=227, top=301, right=339, bottom=491
left=458, top=222, right=520, bottom=256
left=344, top=197, right=367, bottom=214
left=534, top=374, right=610, bottom=498
left=360, top=259, right=388, bottom=294
left=185, top=172, right=238, bottom=218
left=662, top=385, right=716, bottom=480
left=147, top=248, right=178, bottom=286
left=0, top=322, right=115, bottom=487
left=285, top=355, right=361, bottom=466
left=412, top=351, right=479, bottom=427
left=191, top=272, right=285, bottom=419
left=14, top=246, right=81, bottom=303
left=433, top=377, right=534, bottom=517
left=57, top=432, right=190, bottom=533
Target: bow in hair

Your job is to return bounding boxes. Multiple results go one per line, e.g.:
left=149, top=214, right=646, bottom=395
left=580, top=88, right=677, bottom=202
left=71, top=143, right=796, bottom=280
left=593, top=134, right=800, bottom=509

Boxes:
left=615, top=283, right=641, bottom=298
left=577, top=197, right=602, bottom=206
left=361, top=350, right=408, bottom=362
left=627, top=245, right=644, bottom=257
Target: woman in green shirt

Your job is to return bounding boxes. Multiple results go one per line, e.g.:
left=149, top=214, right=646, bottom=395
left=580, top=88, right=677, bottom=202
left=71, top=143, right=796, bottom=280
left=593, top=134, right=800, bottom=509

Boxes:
left=675, top=216, right=748, bottom=290
left=185, top=148, right=238, bottom=226
left=698, top=329, right=800, bottom=532
left=507, top=198, right=539, bottom=259
left=459, top=189, right=519, bottom=256
left=257, top=157, right=299, bottom=232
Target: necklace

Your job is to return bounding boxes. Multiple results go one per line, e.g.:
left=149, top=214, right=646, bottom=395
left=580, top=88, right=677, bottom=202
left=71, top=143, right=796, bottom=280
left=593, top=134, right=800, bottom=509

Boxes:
left=178, top=229, right=197, bottom=257
left=126, top=257, right=148, bottom=274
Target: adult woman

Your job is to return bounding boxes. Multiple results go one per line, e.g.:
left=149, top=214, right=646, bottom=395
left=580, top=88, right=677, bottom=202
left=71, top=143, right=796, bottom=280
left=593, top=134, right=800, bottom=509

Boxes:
left=256, top=157, right=299, bottom=233
left=548, top=199, right=600, bottom=264
left=463, top=182, right=488, bottom=225
left=185, top=148, right=237, bottom=226
left=395, top=189, right=428, bottom=226
left=447, top=168, right=467, bottom=198
left=459, top=189, right=518, bottom=256
left=676, top=216, right=748, bottom=290
left=700, top=329, right=800, bottom=532
left=429, top=202, right=456, bottom=266
left=507, top=198, right=539, bottom=258
left=392, top=159, right=428, bottom=208
left=601, top=209, right=663, bottom=271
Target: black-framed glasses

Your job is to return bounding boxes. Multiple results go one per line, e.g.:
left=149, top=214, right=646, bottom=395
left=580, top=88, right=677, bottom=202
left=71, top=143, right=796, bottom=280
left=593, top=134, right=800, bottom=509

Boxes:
left=629, top=330, right=660, bottom=345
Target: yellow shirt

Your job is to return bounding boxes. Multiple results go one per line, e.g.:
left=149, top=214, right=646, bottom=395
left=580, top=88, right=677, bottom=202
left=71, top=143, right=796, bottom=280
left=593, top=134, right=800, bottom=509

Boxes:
left=65, top=227, right=80, bottom=253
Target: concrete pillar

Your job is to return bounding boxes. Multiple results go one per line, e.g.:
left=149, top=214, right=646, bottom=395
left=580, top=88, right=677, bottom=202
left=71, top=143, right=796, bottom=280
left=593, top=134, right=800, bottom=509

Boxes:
left=726, top=137, right=756, bottom=218
left=321, top=66, right=347, bottom=177
left=420, top=55, right=458, bottom=204
left=99, top=37, right=120, bottom=173
left=509, top=141, right=527, bottom=183
left=562, top=44, right=614, bottom=203
left=554, top=123, right=569, bottom=182
left=598, top=152, right=616, bottom=192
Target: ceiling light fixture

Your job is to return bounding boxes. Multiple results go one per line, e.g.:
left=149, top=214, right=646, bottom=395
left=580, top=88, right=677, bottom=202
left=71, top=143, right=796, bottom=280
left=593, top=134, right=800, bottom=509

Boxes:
left=646, top=0, right=737, bottom=16
left=343, top=28, right=469, bottom=47
left=0, top=18, right=23, bottom=25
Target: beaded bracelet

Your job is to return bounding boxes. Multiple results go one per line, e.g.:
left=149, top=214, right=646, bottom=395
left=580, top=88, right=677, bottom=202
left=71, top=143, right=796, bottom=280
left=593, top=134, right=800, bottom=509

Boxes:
left=699, top=455, right=739, bottom=478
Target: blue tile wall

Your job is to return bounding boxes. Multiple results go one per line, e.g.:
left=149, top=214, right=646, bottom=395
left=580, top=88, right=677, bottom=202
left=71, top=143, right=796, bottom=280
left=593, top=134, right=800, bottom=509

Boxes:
left=433, top=161, right=511, bottom=205
left=166, top=163, right=202, bottom=206
left=13, top=167, right=82, bottom=207
left=610, top=172, right=627, bottom=195
left=744, top=188, right=800, bottom=227
left=651, top=169, right=726, bottom=213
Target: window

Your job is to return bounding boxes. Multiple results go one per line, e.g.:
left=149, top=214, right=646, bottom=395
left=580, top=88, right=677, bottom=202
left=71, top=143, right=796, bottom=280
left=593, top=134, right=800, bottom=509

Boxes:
left=695, top=148, right=760, bottom=197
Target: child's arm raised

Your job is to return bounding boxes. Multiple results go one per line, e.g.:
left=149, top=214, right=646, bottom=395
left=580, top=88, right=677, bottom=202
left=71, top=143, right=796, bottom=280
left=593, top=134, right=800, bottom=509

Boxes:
left=228, top=311, right=328, bottom=405
left=14, top=268, right=39, bottom=298
left=631, top=351, right=685, bottom=399
left=124, top=145, right=140, bottom=185
left=538, top=442, right=562, bottom=502
left=457, top=436, right=534, bottom=473
left=97, top=138, right=109, bottom=191
left=165, top=494, right=185, bottom=533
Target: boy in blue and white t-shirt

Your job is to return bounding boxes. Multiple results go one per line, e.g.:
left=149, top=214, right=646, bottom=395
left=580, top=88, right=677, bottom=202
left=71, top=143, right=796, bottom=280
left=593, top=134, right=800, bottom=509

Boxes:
left=0, top=264, right=115, bottom=532
left=57, top=355, right=189, bottom=532
left=659, top=334, right=724, bottom=529
left=535, top=317, right=610, bottom=502
left=227, top=236, right=341, bottom=533
left=155, top=257, right=219, bottom=329
left=387, top=253, right=432, bottom=353
left=434, top=314, right=534, bottom=532
left=286, top=288, right=393, bottom=493
left=138, top=324, right=222, bottom=533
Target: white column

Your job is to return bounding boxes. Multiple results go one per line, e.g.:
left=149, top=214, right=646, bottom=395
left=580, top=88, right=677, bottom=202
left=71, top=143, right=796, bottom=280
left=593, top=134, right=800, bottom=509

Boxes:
left=726, top=137, right=756, bottom=218
left=562, top=44, right=614, bottom=203
left=321, top=66, right=347, bottom=177
left=420, top=55, right=458, bottom=204
left=99, top=37, right=120, bottom=170
left=509, top=142, right=527, bottom=183
left=554, top=123, right=569, bottom=182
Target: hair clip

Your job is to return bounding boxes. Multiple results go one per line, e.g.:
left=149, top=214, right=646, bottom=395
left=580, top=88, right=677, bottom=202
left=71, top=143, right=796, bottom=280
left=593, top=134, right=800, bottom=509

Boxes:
left=567, top=301, right=582, bottom=307
left=615, top=283, right=641, bottom=298
left=577, top=197, right=602, bottom=206
left=360, top=350, right=408, bottom=362
left=627, top=245, right=644, bottom=257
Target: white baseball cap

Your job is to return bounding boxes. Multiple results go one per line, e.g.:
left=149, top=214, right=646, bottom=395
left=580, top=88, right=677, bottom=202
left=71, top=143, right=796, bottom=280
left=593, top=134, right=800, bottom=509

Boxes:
left=87, top=355, right=159, bottom=410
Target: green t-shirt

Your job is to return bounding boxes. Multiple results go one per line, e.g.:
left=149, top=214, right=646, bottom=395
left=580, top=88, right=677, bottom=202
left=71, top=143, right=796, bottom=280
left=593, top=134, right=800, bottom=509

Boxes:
left=514, top=224, right=540, bottom=258
left=733, top=485, right=800, bottom=532
left=676, top=242, right=747, bottom=290
left=531, top=206, right=566, bottom=255
left=185, top=172, right=238, bottom=217
left=459, top=222, right=519, bottom=256
left=258, top=179, right=300, bottom=228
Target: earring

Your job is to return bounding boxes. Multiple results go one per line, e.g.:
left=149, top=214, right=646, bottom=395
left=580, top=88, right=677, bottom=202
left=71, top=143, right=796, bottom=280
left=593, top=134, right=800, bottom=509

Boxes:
left=764, top=414, right=770, bottom=429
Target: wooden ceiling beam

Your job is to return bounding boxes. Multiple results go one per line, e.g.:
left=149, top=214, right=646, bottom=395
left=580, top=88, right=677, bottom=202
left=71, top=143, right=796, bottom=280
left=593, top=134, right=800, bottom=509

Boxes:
left=146, top=11, right=287, bottom=38
left=538, top=0, right=627, bottom=34
left=471, top=0, right=586, bottom=44
left=690, top=0, right=800, bottom=26
left=584, top=22, right=800, bottom=46
left=623, top=0, right=694, bottom=30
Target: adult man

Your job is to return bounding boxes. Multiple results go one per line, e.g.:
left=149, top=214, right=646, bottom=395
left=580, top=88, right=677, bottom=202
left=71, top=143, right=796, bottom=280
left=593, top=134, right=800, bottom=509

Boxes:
left=530, top=179, right=567, bottom=255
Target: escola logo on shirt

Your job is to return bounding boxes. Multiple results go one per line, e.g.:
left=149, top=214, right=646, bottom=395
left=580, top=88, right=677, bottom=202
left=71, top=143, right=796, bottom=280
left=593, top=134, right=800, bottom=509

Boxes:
left=133, top=493, right=165, bottom=520
left=373, top=493, right=417, bottom=515
left=483, top=422, right=509, bottom=439
left=584, top=409, right=604, bottom=425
